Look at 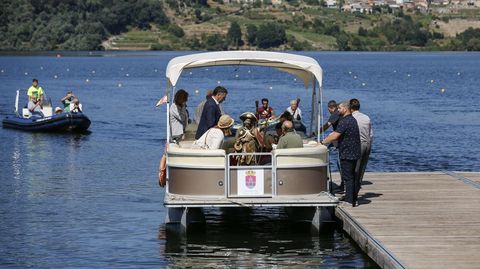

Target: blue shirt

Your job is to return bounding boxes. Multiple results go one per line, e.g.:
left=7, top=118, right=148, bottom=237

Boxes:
left=336, top=114, right=361, bottom=160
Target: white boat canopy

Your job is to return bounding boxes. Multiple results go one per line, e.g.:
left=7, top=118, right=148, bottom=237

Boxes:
left=166, top=51, right=323, bottom=89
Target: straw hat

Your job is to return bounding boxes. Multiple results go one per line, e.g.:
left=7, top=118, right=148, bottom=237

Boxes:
left=217, top=115, right=234, bottom=129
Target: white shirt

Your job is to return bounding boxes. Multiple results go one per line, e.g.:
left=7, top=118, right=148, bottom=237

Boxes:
left=352, top=110, right=373, bottom=145
left=69, top=103, right=83, bottom=112
left=286, top=106, right=302, bottom=120
left=191, top=128, right=224, bottom=149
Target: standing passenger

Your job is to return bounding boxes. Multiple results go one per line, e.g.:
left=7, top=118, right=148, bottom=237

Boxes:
left=27, top=78, right=45, bottom=117
left=320, top=100, right=340, bottom=133
left=350, top=98, right=373, bottom=185
left=321, top=101, right=361, bottom=207
left=195, top=86, right=228, bottom=140
left=170, top=89, right=189, bottom=142
left=194, top=90, right=213, bottom=124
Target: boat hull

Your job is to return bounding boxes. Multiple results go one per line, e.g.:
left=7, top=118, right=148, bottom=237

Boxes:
left=2, top=112, right=91, bottom=132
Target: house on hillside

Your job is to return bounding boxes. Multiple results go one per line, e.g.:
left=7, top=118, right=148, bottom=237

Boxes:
left=326, top=0, right=338, bottom=8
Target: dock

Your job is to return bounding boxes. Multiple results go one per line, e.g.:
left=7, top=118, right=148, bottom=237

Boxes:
left=334, top=172, right=480, bottom=269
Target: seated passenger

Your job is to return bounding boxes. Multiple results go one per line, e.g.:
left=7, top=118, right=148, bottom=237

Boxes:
left=286, top=99, right=302, bottom=121
left=256, top=98, right=275, bottom=120
left=264, top=122, right=283, bottom=151
left=276, top=120, right=303, bottom=149
left=61, top=91, right=76, bottom=112
left=278, top=110, right=293, bottom=123
left=234, top=112, right=264, bottom=165
left=191, top=114, right=234, bottom=150
left=69, top=98, right=83, bottom=113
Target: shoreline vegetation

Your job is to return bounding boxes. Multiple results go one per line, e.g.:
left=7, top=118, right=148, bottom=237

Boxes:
left=1, top=0, right=480, bottom=52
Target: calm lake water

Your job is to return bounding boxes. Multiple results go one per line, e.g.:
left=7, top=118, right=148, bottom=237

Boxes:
left=1, top=51, right=479, bottom=268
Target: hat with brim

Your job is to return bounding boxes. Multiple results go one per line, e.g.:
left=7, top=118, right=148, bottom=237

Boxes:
left=218, top=115, right=234, bottom=129
left=239, top=112, right=257, bottom=122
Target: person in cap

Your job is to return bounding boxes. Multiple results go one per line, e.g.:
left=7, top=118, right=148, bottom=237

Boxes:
left=192, top=114, right=234, bottom=150
left=234, top=112, right=264, bottom=165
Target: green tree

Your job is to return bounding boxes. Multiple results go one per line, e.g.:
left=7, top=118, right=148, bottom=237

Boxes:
left=227, top=21, right=243, bottom=47
left=256, top=22, right=286, bottom=49
left=336, top=32, right=350, bottom=51
left=246, top=24, right=258, bottom=45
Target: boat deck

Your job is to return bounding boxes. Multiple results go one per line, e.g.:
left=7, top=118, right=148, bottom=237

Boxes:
left=334, top=172, right=480, bottom=269
left=164, top=192, right=338, bottom=208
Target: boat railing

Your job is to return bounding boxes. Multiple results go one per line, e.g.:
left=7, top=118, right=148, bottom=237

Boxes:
left=166, top=143, right=329, bottom=198
left=226, top=152, right=274, bottom=198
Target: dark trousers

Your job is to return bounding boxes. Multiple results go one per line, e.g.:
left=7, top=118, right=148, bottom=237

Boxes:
left=340, top=159, right=359, bottom=205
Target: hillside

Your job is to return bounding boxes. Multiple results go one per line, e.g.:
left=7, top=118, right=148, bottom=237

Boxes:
left=1, top=0, right=480, bottom=51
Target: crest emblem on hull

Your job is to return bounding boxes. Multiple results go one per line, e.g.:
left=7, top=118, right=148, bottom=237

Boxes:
left=245, top=170, right=256, bottom=189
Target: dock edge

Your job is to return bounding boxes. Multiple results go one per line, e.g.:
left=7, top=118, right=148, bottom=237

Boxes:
left=335, top=207, right=407, bottom=269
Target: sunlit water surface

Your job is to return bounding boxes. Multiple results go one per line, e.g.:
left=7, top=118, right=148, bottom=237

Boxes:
left=1, top=51, right=479, bottom=268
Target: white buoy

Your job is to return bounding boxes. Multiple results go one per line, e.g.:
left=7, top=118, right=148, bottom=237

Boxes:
left=441, top=88, right=445, bottom=93
left=194, top=89, right=199, bottom=95
left=205, top=68, right=209, bottom=71
left=348, top=71, right=352, bottom=74
left=92, top=70, right=96, bottom=74
left=457, top=72, right=461, bottom=75
left=393, top=70, right=397, bottom=73
left=293, top=78, right=297, bottom=81
left=121, top=67, right=124, bottom=71
left=126, top=73, right=129, bottom=77
left=154, top=69, right=158, bottom=72
left=54, top=75, right=58, bottom=79
left=189, top=72, right=193, bottom=75
left=24, top=72, right=28, bottom=75
left=362, top=83, right=366, bottom=86
left=86, top=79, right=90, bottom=83
left=407, top=74, right=411, bottom=77
left=235, top=74, right=239, bottom=78
left=217, top=80, right=221, bottom=84
left=40, top=66, right=43, bottom=70
left=269, top=86, right=273, bottom=90
left=353, top=76, right=357, bottom=79
left=248, top=70, right=251, bottom=73
left=1, top=69, right=4, bottom=73
left=66, top=68, right=70, bottom=72
left=118, top=83, right=122, bottom=87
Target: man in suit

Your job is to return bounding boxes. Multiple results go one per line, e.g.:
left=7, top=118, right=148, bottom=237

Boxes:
left=195, top=86, right=228, bottom=140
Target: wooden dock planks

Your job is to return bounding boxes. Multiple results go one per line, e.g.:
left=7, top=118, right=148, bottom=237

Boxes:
left=335, top=172, right=480, bottom=269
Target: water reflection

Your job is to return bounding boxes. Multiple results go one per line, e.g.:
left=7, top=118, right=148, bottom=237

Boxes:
left=159, top=208, right=379, bottom=268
